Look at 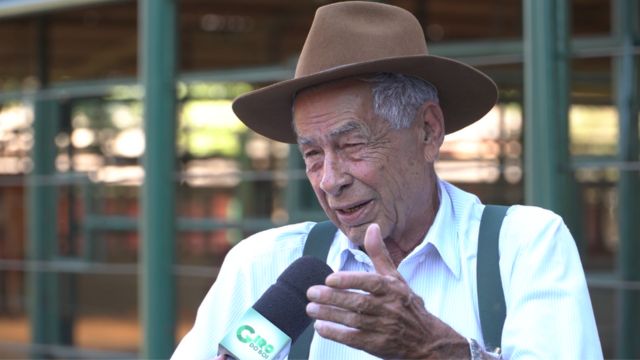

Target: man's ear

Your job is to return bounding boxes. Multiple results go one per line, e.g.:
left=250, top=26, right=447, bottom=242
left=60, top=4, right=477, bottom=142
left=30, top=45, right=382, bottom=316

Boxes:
left=418, top=102, right=445, bottom=162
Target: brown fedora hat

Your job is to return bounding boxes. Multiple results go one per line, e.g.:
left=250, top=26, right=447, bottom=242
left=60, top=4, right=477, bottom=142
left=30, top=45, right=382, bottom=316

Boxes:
left=232, top=1, right=498, bottom=144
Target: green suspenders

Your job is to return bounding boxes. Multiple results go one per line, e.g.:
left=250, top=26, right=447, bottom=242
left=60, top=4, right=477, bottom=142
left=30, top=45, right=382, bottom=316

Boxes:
left=477, top=205, right=508, bottom=353
left=290, top=221, right=338, bottom=359
left=289, top=204, right=508, bottom=359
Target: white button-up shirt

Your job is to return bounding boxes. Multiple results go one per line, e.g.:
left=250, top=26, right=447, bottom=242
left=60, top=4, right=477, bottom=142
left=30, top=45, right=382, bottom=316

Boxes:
left=172, top=180, right=602, bottom=359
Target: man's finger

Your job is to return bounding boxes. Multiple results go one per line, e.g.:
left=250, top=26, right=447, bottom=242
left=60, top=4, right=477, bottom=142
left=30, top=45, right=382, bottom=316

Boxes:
left=308, top=281, right=386, bottom=308
left=306, top=301, right=378, bottom=329
left=363, top=223, right=398, bottom=276
left=322, top=272, right=389, bottom=294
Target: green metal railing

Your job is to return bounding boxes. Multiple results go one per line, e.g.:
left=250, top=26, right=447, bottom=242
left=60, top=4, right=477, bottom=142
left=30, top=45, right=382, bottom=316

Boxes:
left=28, top=99, right=61, bottom=353
left=138, top=0, right=177, bottom=358
left=523, top=0, right=572, bottom=214
left=613, top=0, right=640, bottom=356
left=524, top=0, right=639, bottom=356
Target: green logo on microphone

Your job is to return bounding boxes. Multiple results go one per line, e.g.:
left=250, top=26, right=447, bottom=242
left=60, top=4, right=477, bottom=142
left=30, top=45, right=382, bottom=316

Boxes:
left=219, top=308, right=291, bottom=360
left=236, top=324, right=275, bottom=357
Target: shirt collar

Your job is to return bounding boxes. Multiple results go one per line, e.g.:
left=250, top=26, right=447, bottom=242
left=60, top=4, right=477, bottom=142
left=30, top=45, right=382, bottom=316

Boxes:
left=328, top=179, right=461, bottom=279
left=329, top=230, right=366, bottom=271
left=420, top=179, right=461, bottom=278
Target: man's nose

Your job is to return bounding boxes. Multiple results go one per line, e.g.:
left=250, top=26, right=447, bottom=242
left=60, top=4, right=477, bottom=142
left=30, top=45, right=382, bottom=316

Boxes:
left=319, top=154, right=351, bottom=196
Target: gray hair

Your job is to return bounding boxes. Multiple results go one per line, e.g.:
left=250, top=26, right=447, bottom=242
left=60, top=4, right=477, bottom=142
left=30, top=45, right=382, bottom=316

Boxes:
left=291, top=72, right=439, bottom=129
left=362, top=73, right=439, bottom=129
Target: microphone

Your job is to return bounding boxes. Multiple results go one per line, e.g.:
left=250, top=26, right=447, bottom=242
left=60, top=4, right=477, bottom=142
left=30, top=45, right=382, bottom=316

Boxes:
left=218, top=256, right=333, bottom=360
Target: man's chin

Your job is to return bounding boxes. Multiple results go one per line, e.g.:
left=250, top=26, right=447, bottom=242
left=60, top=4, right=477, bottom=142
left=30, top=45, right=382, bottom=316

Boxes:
left=342, top=223, right=371, bottom=246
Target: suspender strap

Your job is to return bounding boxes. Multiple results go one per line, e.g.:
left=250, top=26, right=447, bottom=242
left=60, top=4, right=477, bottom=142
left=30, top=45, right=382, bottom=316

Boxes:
left=289, top=221, right=337, bottom=359
left=477, top=205, right=509, bottom=352
left=302, top=221, right=337, bottom=260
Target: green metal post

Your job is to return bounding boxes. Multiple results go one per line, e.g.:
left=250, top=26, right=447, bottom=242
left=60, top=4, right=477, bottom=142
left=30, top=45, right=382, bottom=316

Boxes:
left=26, top=15, right=64, bottom=358
left=139, top=0, right=177, bottom=358
left=523, top=0, right=572, bottom=216
left=286, top=146, right=302, bottom=223
left=551, top=0, right=584, bottom=254
left=27, top=98, right=60, bottom=356
left=553, top=0, right=579, bottom=238
left=237, top=132, right=253, bottom=225
left=613, top=0, right=640, bottom=357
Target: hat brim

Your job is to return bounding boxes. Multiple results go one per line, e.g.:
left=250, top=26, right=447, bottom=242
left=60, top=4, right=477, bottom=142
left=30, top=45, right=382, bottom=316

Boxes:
left=232, top=55, right=498, bottom=144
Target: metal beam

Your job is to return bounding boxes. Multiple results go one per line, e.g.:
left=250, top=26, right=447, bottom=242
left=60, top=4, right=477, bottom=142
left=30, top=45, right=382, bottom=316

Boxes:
left=27, top=98, right=60, bottom=358
left=0, top=35, right=636, bottom=105
left=138, top=0, right=177, bottom=358
left=26, top=14, right=65, bottom=358
left=0, top=0, right=126, bottom=19
left=613, top=0, right=640, bottom=357
left=553, top=0, right=580, bottom=238
left=523, top=0, right=572, bottom=216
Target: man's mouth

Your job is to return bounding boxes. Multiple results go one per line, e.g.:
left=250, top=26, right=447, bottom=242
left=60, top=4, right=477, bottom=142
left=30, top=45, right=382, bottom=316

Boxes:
left=336, top=200, right=371, bottom=215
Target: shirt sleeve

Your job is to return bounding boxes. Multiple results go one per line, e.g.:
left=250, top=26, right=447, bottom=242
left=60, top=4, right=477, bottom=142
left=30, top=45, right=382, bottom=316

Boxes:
left=170, top=240, right=254, bottom=360
left=499, top=206, right=603, bottom=359
left=170, top=222, right=313, bottom=360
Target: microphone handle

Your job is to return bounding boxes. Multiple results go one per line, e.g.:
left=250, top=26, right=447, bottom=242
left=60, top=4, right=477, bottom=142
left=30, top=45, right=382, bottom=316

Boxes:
left=217, top=345, right=238, bottom=359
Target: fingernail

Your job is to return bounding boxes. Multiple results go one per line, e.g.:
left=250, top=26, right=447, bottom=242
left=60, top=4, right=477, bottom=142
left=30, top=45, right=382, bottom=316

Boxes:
left=370, top=223, right=380, bottom=235
left=306, top=302, right=318, bottom=316
left=325, top=274, right=340, bottom=287
left=314, top=320, right=326, bottom=332
left=307, top=286, right=320, bottom=300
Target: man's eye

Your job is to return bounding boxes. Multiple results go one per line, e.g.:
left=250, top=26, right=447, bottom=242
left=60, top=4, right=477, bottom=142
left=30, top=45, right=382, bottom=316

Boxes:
left=304, top=150, right=320, bottom=158
left=344, top=143, right=363, bottom=149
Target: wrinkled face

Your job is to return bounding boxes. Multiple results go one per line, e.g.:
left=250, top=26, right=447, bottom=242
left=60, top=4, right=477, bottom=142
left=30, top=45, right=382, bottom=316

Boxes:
left=293, top=79, right=441, bottom=246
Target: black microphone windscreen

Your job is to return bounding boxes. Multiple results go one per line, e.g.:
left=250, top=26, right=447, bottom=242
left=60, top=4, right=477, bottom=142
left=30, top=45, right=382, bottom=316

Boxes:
left=253, top=256, right=333, bottom=342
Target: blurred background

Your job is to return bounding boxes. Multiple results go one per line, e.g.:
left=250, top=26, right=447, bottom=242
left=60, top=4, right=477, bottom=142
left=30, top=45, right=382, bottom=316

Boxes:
left=0, top=0, right=638, bottom=358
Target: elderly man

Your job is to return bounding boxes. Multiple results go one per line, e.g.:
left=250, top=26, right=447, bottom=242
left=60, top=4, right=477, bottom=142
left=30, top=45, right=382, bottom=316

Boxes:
left=173, top=2, right=602, bottom=359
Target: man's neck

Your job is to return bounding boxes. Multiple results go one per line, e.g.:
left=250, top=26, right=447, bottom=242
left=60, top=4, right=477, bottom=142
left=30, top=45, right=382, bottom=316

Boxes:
left=385, top=195, right=440, bottom=267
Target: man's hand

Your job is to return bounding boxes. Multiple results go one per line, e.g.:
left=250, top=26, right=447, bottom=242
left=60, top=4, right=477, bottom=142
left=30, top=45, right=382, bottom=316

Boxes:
left=305, top=223, right=470, bottom=359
